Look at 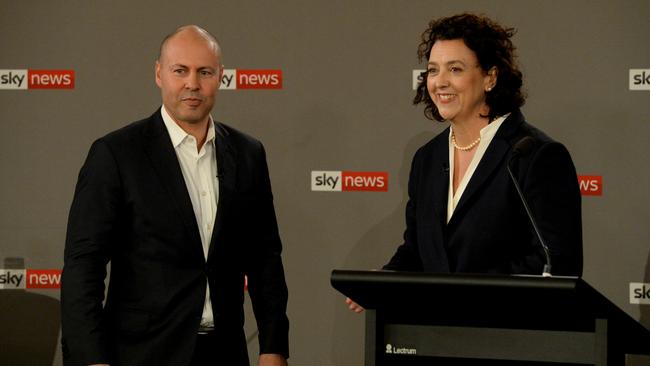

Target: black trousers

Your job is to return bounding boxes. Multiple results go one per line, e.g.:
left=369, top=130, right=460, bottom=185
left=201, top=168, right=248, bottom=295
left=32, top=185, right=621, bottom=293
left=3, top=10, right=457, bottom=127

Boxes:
left=189, top=330, right=251, bottom=366
left=190, top=332, right=217, bottom=366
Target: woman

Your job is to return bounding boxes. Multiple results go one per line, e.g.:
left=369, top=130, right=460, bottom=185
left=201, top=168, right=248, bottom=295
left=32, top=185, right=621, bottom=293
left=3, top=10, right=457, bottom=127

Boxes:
left=347, top=13, right=582, bottom=312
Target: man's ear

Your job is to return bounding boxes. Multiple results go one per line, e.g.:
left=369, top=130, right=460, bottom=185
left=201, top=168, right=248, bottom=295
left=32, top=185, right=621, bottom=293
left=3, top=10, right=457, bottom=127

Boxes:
left=155, top=61, right=162, bottom=88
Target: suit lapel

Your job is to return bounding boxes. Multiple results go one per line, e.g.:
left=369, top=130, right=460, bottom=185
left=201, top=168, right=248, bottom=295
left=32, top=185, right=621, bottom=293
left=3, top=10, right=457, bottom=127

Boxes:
left=142, top=110, right=203, bottom=254
left=449, top=111, right=523, bottom=226
left=430, top=132, right=450, bottom=227
left=207, top=122, right=237, bottom=260
left=427, top=134, right=452, bottom=271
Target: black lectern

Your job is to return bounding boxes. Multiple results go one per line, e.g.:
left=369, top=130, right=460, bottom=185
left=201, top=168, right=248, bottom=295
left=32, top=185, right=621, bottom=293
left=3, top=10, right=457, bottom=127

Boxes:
left=331, top=270, right=650, bottom=366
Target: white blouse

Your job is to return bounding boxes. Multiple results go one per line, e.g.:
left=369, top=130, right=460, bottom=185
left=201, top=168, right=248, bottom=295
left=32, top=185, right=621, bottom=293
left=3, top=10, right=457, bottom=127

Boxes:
left=447, top=113, right=510, bottom=223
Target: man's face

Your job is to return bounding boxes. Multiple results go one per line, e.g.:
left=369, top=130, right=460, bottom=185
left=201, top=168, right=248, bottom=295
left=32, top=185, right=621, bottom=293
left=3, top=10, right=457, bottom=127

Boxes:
left=155, top=30, right=223, bottom=126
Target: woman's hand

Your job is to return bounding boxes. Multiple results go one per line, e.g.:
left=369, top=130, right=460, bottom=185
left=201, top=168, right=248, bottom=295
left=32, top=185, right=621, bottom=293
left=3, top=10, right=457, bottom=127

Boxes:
left=345, top=297, right=365, bottom=313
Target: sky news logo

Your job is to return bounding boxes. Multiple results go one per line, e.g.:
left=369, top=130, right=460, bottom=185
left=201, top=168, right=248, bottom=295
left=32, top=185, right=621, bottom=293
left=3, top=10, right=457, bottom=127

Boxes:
left=221, top=69, right=282, bottom=90
left=630, top=283, right=650, bottom=304
left=629, top=69, right=650, bottom=90
left=0, top=69, right=75, bottom=90
left=311, top=171, right=388, bottom=192
left=578, top=175, right=602, bottom=196
left=413, top=69, right=425, bottom=90
left=0, top=269, right=62, bottom=289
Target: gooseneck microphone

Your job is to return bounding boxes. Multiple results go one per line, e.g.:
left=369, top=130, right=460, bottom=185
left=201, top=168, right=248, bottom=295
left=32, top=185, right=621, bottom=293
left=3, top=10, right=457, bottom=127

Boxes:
left=506, top=136, right=553, bottom=277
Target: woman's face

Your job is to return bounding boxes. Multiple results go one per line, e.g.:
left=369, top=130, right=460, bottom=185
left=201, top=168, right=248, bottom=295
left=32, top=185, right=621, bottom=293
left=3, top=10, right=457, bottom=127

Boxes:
left=426, top=39, right=495, bottom=123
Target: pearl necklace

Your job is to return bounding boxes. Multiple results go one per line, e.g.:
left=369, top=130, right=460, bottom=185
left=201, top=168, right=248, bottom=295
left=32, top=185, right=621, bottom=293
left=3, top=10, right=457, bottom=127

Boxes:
left=451, top=133, right=481, bottom=151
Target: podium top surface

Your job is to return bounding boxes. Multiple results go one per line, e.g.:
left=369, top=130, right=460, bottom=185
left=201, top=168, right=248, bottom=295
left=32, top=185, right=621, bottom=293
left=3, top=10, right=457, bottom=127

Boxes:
left=331, top=270, right=583, bottom=308
left=331, top=269, right=650, bottom=353
left=332, top=269, right=580, bottom=290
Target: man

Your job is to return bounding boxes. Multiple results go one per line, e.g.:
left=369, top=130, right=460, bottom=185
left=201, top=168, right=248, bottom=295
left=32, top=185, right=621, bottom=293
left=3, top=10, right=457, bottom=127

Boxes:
left=61, top=25, right=289, bottom=366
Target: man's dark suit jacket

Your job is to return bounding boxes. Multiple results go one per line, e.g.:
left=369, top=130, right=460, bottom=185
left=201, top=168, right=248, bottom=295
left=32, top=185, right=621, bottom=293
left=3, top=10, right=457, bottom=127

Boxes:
left=61, top=109, right=289, bottom=366
left=384, top=110, right=583, bottom=276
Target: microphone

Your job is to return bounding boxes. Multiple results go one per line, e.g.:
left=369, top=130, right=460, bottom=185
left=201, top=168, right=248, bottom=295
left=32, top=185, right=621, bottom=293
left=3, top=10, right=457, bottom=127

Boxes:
left=506, top=136, right=552, bottom=277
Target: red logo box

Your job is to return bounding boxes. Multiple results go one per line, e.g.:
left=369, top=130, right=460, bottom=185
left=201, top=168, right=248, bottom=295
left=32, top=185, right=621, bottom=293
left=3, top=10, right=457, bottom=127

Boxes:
left=26, top=269, right=62, bottom=289
left=236, top=69, right=282, bottom=89
left=28, top=70, right=75, bottom=89
left=578, top=175, right=602, bottom=196
left=342, top=171, right=388, bottom=192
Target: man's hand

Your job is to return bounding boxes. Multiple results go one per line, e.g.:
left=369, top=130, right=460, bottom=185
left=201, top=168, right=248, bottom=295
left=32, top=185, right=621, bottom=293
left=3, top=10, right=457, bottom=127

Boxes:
left=258, top=353, right=287, bottom=366
left=345, top=297, right=365, bottom=313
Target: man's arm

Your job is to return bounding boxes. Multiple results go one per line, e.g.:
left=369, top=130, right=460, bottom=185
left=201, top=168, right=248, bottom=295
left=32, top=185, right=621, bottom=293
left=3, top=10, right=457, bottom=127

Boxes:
left=246, top=142, right=290, bottom=359
left=61, top=139, right=121, bottom=365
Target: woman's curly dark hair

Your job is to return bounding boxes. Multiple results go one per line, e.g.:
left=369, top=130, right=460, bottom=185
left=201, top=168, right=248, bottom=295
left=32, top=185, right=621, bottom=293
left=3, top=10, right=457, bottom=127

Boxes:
left=414, top=13, right=526, bottom=122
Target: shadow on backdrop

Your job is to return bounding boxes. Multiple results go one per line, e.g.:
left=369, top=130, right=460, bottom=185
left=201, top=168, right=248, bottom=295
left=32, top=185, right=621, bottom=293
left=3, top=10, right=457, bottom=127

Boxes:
left=331, top=131, right=435, bottom=365
left=627, top=251, right=650, bottom=366
left=342, top=131, right=433, bottom=271
left=0, top=257, right=60, bottom=366
left=642, top=249, right=650, bottom=329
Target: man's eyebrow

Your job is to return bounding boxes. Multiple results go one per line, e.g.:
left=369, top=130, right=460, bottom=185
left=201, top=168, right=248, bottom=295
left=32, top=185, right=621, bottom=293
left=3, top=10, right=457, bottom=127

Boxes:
left=168, top=64, right=217, bottom=71
left=169, top=64, right=188, bottom=69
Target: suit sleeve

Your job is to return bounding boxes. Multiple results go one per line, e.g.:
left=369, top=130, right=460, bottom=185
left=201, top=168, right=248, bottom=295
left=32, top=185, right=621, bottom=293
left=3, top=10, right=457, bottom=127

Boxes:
left=383, top=148, right=424, bottom=271
left=245, top=142, right=290, bottom=358
left=61, top=139, right=121, bottom=365
left=510, top=142, right=583, bottom=276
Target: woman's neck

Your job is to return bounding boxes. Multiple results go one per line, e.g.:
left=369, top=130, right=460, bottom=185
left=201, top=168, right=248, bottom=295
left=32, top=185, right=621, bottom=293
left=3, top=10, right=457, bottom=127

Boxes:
left=450, top=115, right=490, bottom=146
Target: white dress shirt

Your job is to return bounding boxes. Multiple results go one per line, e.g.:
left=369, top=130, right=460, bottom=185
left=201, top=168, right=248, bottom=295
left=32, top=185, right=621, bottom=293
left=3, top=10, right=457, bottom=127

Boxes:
left=161, top=105, right=219, bottom=329
left=447, top=114, right=509, bottom=223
